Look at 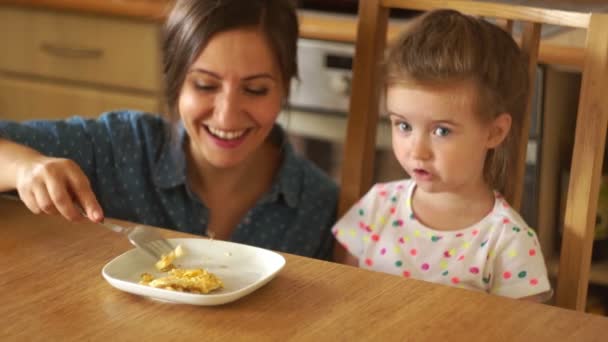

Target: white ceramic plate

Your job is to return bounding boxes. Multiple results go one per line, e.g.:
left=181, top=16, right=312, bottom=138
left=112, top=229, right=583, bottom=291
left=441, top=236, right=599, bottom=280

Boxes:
left=102, top=238, right=286, bottom=305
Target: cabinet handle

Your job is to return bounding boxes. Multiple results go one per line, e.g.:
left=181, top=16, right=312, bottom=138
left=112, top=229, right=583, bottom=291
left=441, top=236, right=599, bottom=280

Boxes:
left=40, top=42, right=104, bottom=59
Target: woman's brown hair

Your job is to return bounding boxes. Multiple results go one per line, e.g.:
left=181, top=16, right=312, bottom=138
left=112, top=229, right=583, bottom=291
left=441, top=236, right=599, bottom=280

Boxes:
left=162, top=0, right=299, bottom=124
left=385, top=9, right=530, bottom=194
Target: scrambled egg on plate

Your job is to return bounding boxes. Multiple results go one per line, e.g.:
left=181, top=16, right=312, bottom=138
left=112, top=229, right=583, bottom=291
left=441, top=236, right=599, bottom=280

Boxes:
left=139, top=244, right=223, bottom=294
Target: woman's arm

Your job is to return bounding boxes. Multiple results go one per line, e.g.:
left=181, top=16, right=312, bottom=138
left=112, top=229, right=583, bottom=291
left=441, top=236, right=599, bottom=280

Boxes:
left=0, top=137, right=40, bottom=192
left=0, top=137, right=102, bottom=222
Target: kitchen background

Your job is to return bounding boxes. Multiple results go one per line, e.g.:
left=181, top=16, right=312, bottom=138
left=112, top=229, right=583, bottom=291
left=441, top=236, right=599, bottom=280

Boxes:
left=0, top=0, right=607, bottom=314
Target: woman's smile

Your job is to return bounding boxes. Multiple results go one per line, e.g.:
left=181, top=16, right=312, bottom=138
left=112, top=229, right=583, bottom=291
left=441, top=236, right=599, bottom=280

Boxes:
left=204, top=125, right=251, bottom=149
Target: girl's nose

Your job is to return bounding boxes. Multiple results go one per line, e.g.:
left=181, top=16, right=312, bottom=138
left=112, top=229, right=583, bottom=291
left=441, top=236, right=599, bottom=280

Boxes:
left=410, top=135, right=432, bottom=160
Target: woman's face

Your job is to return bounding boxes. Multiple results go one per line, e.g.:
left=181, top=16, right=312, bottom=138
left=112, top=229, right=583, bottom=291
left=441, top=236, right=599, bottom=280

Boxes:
left=178, top=28, right=285, bottom=169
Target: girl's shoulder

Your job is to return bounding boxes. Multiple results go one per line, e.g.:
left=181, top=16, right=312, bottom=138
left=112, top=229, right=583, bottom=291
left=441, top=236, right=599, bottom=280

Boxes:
left=367, top=178, right=414, bottom=197
left=347, top=178, right=413, bottom=212
left=485, top=195, right=540, bottom=243
left=491, top=195, right=530, bottom=228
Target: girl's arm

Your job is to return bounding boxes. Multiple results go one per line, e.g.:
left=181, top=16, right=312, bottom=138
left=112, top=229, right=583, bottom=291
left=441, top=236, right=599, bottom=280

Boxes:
left=333, top=242, right=359, bottom=266
left=519, top=290, right=554, bottom=303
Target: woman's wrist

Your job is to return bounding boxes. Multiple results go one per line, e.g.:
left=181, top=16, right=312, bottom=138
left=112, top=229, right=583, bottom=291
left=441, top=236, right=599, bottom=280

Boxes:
left=0, top=138, right=44, bottom=191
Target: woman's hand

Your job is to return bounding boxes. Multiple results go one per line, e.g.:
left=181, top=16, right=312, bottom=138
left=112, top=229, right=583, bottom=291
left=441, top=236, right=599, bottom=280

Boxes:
left=14, top=155, right=103, bottom=223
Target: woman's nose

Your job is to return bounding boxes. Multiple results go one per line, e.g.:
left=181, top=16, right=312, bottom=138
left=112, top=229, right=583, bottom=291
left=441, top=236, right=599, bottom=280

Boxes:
left=214, top=88, right=240, bottom=124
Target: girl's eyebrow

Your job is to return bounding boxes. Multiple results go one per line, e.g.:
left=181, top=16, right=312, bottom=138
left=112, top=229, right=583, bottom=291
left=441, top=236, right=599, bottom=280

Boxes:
left=387, top=111, right=407, bottom=119
left=388, top=111, right=460, bottom=126
left=434, top=119, right=460, bottom=127
left=188, top=68, right=276, bottom=82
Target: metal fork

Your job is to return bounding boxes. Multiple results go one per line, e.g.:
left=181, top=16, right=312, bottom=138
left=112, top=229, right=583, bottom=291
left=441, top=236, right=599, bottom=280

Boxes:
left=78, top=206, right=174, bottom=259
left=103, top=220, right=175, bottom=260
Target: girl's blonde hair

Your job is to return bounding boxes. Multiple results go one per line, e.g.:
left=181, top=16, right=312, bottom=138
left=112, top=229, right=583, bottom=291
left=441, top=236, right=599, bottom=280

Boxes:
left=384, top=9, right=530, bottom=194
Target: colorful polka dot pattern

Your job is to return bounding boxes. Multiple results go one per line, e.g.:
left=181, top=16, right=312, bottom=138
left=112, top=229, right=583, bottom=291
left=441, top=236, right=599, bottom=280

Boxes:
left=332, top=179, right=552, bottom=298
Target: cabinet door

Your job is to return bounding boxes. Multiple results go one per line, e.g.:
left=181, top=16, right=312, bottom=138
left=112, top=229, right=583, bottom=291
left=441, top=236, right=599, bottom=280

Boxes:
left=0, top=76, right=162, bottom=121
left=0, top=7, right=162, bottom=92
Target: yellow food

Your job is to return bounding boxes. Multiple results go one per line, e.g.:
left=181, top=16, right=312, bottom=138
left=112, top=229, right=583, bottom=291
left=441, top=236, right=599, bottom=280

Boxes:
left=140, top=244, right=223, bottom=294
left=140, top=268, right=223, bottom=294
left=155, top=244, right=185, bottom=271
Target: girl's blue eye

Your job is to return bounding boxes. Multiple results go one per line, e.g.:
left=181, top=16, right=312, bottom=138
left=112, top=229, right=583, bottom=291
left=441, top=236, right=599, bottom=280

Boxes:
left=434, top=127, right=450, bottom=136
left=396, top=122, right=411, bottom=132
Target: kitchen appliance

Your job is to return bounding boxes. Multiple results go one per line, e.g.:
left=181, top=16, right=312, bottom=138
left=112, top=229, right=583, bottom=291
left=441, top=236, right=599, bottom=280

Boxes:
left=289, top=38, right=353, bottom=114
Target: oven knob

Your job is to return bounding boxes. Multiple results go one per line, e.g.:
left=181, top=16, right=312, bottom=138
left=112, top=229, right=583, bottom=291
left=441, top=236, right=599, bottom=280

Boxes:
left=329, top=74, right=352, bottom=95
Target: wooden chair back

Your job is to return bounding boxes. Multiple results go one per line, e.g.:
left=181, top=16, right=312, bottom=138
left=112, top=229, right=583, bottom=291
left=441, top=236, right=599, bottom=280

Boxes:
left=340, top=0, right=608, bottom=311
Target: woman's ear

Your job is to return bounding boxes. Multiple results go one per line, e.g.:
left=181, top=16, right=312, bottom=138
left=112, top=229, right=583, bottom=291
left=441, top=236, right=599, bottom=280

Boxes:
left=487, top=113, right=512, bottom=148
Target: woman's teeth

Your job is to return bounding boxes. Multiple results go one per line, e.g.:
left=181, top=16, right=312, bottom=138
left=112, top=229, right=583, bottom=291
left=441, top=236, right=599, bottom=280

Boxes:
left=207, top=126, right=247, bottom=140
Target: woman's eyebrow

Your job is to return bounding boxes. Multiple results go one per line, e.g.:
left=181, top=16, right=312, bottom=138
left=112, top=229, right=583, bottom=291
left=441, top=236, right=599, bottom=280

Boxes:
left=188, top=68, right=276, bottom=82
left=243, top=73, right=276, bottom=82
left=188, top=68, right=220, bottom=78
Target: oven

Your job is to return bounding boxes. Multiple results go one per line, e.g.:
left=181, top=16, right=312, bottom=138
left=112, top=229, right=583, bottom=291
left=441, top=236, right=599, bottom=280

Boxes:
left=289, top=38, right=353, bottom=114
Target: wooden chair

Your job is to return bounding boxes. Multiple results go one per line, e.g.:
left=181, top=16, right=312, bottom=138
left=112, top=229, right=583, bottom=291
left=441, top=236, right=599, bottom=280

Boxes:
left=339, top=0, right=608, bottom=311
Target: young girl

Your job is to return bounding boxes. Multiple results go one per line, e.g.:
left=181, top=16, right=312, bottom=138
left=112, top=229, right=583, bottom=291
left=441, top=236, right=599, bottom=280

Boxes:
left=332, top=9, right=551, bottom=299
left=0, top=0, right=337, bottom=259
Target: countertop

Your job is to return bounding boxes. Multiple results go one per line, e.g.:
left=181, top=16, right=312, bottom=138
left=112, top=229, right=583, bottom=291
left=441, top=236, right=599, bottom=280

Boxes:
left=0, top=0, right=598, bottom=68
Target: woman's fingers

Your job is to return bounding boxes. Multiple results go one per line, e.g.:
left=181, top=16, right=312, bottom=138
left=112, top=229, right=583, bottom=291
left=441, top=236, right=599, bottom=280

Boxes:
left=18, top=188, right=41, bottom=215
left=16, top=157, right=102, bottom=223
left=31, top=183, right=58, bottom=215
left=47, top=179, right=82, bottom=222
left=68, top=173, right=103, bottom=222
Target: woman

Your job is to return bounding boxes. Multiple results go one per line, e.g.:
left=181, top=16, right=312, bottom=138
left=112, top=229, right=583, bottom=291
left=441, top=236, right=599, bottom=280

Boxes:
left=0, top=0, right=338, bottom=259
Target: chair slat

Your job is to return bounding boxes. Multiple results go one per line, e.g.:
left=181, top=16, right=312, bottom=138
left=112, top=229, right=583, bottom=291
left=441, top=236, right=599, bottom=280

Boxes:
left=495, top=18, right=514, bottom=34
left=338, top=0, right=388, bottom=216
left=557, top=13, right=608, bottom=310
left=381, top=0, right=590, bottom=28
left=505, top=22, right=541, bottom=210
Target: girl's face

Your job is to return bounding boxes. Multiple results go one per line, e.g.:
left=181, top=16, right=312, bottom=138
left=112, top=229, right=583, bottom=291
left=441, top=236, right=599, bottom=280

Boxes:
left=386, top=81, right=509, bottom=195
left=178, top=29, right=285, bottom=169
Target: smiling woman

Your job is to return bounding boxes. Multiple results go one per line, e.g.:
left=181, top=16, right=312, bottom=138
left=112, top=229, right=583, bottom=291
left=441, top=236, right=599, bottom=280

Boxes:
left=179, top=29, right=284, bottom=171
left=0, top=0, right=339, bottom=260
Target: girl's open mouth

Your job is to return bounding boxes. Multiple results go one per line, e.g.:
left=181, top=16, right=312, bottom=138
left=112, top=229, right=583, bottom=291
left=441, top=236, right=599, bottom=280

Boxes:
left=412, top=168, right=433, bottom=181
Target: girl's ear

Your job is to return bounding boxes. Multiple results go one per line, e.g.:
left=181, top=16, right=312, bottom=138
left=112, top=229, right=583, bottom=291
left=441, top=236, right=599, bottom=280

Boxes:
left=487, top=113, right=512, bottom=148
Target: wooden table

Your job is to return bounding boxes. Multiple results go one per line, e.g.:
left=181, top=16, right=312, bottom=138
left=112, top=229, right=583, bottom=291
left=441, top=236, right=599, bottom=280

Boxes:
left=1, top=197, right=607, bottom=341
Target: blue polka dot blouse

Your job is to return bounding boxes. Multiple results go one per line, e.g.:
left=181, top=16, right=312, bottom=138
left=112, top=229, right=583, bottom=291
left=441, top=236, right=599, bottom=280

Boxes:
left=0, top=111, right=338, bottom=259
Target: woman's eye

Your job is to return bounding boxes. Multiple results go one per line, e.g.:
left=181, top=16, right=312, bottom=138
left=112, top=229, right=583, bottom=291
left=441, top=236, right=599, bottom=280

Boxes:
left=194, top=82, right=217, bottom=92
left=244, top=87, right=269, bottom=96
left=434, top=127, right=450, bottom=136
